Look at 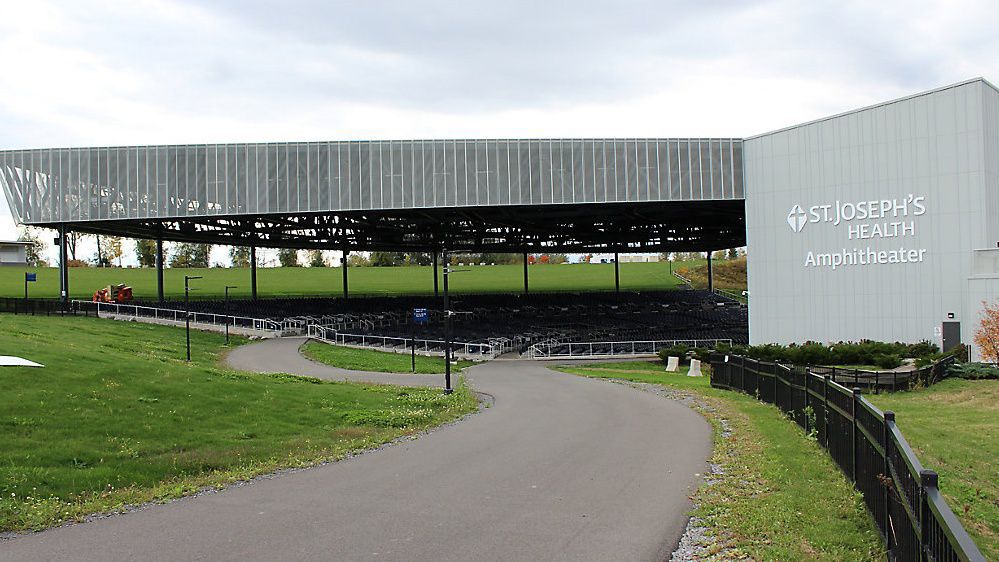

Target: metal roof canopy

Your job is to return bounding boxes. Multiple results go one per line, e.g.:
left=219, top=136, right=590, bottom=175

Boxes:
left=0, top=138, right=746, bottom=252
left=62, top=199, right=745, bottom=252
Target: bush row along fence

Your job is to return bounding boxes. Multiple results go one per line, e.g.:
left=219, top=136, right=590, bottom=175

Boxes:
left=709, top=354, right=984, bottom=562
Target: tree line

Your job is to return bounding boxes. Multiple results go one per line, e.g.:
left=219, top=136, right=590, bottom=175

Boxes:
left=15, top=226, right=746, bottom=269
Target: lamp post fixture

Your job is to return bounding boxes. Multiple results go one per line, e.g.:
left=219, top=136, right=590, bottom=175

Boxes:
left=668, top=253, right=675, bottom=275
left=224, top=285, right=238, bottom=345
left=184, top=275, right=202, bottom=361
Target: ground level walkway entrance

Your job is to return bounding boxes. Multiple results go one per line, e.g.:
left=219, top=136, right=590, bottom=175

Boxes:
left=1, top=338, right=710, bottom=561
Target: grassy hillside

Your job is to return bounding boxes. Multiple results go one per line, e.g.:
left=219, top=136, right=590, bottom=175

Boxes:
left=0, top=260, right=703, bottom=300
left=0, top=314, right=477, bottom=532
left=869, top=379, right=998, bottom=559
left=673, top=256, right=746, bottom=291
left=680, top=256, right=747, bottom=291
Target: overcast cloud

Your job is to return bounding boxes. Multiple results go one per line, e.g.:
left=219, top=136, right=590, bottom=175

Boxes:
left=1, top=0, right=998, bottom=258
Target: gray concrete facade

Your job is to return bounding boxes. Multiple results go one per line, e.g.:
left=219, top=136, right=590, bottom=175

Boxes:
left=745, top=78, right=999, bottom=360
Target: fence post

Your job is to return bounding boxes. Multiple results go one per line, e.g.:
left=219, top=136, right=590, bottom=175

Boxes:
left=803, top=369, right=810, bottom=435
left=851, top=387, right=861, bottom=483
left=919, top=469, right=938, bottom=562
left=822, top=375, right=831, bottom=448
left=883, top=411, right=895, bottom=552
left=773, top=362, right=779, bottom=407
left=738, top=356, right=745, bottom=392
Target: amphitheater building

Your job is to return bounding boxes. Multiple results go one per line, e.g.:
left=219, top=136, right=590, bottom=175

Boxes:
left=1, top=78, right=998, bottom=359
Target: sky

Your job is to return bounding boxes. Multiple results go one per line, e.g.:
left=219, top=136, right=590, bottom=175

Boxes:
left=1, top=0, right=997, bottom=264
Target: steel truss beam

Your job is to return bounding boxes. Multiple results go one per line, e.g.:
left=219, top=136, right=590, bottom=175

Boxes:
left=47, top=200, right=745, bottom=253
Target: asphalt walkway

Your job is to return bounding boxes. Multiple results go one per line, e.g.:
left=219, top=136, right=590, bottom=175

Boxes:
left=1, top=338, right=711, bottom=561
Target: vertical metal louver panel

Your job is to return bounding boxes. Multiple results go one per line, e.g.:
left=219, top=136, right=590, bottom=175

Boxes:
left=0, top=139, right=745, bottom=225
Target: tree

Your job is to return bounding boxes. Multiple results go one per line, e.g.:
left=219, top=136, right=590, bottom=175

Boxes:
left=170, top=243, right=211, bottom=268
left=17, top=227, right=47, bottom=267
left=278, top=248, right=301, bottom=267
left=308, top=249, right=327, bottom=267
left=93, top=235, right=111, bottom=267
left=406, top=252, right=433, bottom=266
left=104, top=236, right=124, bottom=267
left=975, top=300, right=999, bottom=365
left=136, top=239, right=157, bottom=267
left=548, top=253, right=568, bottom=264
left=727, top=248, right=739, bottom=260
left=370, top=252, right=406, bottom=266
left=65, top=232, right=84, bottom=261
left=230, top=246, right=251, bottom=268
left=478, top=253, right=522, bottom=264
left=346, top=253, right=370, bottom=267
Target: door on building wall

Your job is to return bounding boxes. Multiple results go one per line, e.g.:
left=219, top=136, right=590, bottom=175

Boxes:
left=942, top=321, right=961, bottom=352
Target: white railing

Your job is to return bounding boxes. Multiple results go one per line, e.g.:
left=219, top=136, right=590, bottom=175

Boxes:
left=72, top=300, right=284, bottom=333
left=526, top=338, right=734, bottom=359
left=307, top=324, right=498, bottom=359
left=672, top=271, right=694, bottom=289
left=713, top=288, right=748, bottom=303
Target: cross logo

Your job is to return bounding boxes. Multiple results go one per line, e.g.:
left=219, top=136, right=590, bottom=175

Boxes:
left=787, top=204, right=807, bottom=233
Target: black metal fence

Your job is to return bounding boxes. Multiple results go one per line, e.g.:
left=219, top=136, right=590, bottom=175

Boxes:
left=0, top=297, right=93, bottom=316
left=806, top=360, right=955, bottom=393
left=710, top=354, right=985, bottom=562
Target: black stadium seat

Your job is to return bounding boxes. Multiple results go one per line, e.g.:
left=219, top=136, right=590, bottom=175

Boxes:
left=134, top=290, right=748, bottom=350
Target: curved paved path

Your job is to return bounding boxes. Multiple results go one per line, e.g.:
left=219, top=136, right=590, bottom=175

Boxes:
left=1, top=339, right=711, bottom=562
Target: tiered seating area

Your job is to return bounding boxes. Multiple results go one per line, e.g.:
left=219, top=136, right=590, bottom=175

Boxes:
left=138, top=290, right=747, bottom=353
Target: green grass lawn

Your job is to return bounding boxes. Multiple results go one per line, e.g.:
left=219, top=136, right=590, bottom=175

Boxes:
left=868, top=378, right=998, bottom=560
left=301, top=341, right=474, bottom=374
left=556, top=360, right=883, bottom=560
left=0, top=260, right=702, bottom=300
left=0, top=314, right=477, bottom=532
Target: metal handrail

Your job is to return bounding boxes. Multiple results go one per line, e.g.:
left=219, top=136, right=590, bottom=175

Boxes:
left=307, top=324, right=498, bottom=358
left=672, top=271, right=694, bottom=289
left=527, top=338, right=733, bottom=359
left=71, top=300, right=283, bottom=332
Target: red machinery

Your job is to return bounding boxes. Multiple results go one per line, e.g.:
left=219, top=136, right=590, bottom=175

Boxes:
left=92, top=283, right=133, bottom=303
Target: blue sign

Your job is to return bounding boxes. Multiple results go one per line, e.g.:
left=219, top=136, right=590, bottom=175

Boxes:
left=413, top=308, right=429, bottom=325
left=25, top=273, right=36, bottom=282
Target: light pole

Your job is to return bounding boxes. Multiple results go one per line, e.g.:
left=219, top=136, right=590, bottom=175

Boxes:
left=442, top=248, right=453, bottom=395
left=184, top=275, right=202, bottom=361
left=668, top=253, right=674, bottom=275
left=224, top=285, right=238, bottom=345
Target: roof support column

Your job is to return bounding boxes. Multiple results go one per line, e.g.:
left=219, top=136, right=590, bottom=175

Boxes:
left=706, top=251, right=714, bottom=293
left=156, top=238, right=165, bottom=302
left=341, top=247, right=349, bottom=300
left=433, top=251, right=439, bottom=297
left=614, top=252, right=620, bottom=293
left=523, top=252, right=530, bottom=295
left=58, top=224, right=69, bottom=308
left=250, top=245, right=258, bottom=301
